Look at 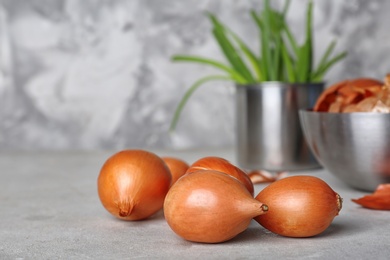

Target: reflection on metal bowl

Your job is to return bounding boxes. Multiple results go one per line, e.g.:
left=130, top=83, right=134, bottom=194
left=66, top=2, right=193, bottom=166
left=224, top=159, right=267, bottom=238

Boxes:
left=299, top=110, right=390, bottom=191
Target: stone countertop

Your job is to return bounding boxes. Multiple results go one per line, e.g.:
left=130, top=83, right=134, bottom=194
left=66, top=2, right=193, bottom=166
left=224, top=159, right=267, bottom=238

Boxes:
left=1, top=148, right=389, bottom=259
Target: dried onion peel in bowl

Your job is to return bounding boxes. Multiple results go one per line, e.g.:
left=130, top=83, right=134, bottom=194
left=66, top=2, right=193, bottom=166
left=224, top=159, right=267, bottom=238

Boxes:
left=313, top=77, right=384, bottom=112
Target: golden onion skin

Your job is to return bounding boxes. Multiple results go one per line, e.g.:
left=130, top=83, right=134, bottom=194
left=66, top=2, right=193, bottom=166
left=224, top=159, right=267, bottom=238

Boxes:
left=186, top=156, right=254, bottom=196
left=98, top=150, right=171, bottom=221
left=254, top=175, right=342, bottom=238
left=164, top=170, right=267, bottom=243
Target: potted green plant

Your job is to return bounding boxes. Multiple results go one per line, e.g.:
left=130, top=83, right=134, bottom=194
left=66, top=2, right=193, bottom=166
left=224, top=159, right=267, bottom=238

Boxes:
left=170, top=0, right=347, bottom=171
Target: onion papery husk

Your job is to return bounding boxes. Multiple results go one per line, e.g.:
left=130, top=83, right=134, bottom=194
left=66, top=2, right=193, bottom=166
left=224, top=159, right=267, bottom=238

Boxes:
left=352, top=184, right=390, bottom=210
left=313, top=78, right=383, bottom=112
left=247, top=170, right=288, bottom=184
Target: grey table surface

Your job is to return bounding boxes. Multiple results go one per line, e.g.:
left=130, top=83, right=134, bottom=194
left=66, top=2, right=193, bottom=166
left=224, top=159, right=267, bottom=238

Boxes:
left=1, top=148, right=389, bottom=259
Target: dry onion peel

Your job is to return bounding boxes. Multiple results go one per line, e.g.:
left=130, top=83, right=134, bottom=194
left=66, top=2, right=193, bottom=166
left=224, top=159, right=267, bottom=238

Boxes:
left=352, top=184, right=390, bottom=210
left=164, top=170, right=268, bottom=243
left=97, top=150, right=171, bottom=220
left=313, top=78, right=383, bottom=112
left=248, top=170, right=288, bottom=184
left=254, top=175, right=342, bottom=238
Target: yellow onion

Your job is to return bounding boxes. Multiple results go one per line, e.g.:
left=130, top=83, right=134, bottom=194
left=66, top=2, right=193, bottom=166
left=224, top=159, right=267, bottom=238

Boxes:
left=186, top=156, right=254, bottom=196
left=254, top=175, right=342, bottom=237
left=161, top=156, right=189, bottom=185
left=97, top=150, right=171, bottom=220
left=164, top=170, right=268, bottom=243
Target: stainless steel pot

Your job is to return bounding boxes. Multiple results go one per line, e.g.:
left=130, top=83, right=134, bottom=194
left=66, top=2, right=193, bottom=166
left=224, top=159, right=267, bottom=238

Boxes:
left=235, top=82, right=324, bottom=171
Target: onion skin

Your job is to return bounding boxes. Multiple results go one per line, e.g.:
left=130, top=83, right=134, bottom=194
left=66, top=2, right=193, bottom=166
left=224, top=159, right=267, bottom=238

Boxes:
left=352, top=184, right=390, bottom=210
left=161, top=157, right=189, bottom=185
left=164, top=170, right=268, bottom=243
left=186, top=156, right=254, bottom=196
left=313, top=78, right=383, bottom=112
left=254, top=175, right=342, bottom=238
left=98, top=150, right=171, bottom=221
left=247, top=170, right=288, bottom=184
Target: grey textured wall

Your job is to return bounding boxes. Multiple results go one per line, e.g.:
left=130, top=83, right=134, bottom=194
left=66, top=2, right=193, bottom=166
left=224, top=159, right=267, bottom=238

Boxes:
left=0, top=0, right=389, bottom=150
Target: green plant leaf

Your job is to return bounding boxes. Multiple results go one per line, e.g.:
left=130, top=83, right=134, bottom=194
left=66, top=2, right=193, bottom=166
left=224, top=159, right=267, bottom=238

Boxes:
left=208, top=12, right=263, bottom=82
left=172, top=55, right=247, bottom=84
left=297, top=0, right=313, bottom=82
left=208, top=13, right=255, bottom=83
left=312, top=38, right=347, bottom=82
left=316, top=41, right=336, bottom=69
left=282, top=24, right=299, bottom=58
left=169, top=0, right=347, bottom=131
left=250, top=10, right=269, bottom=81
left=227, top=30, right=264, bottom=82
left=297, top=43, right=310, bottom=82
left=252, top=1, right=291, bottom=81
left=169, top=75, right=233, bottom=132
left=261, top=0, right=274, bottom=80
left=272, top=36, right=281, bottom=80
left=281, top=43, right=296, bottom=82
left=269, top=19, right=278, bottom=79
left=282, top=0, right=291, bottom=17
left=312, top=51, right=347, bottom=81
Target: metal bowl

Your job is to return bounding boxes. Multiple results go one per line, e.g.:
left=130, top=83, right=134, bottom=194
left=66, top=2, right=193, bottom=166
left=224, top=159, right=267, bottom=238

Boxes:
left=299, top=110, right=390, bottom=191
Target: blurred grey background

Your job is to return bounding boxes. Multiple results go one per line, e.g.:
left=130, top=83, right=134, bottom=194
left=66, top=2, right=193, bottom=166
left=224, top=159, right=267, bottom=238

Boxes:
left=0, top=0, right=388, bottom=151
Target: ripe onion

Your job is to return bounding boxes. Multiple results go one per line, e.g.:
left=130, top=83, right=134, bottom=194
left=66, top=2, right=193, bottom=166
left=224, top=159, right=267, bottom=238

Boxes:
left=97, top=150, right=171, bottom=220
left=254, top=175, right=342, bottom=237
left=161, top=156, right=189, bottom=185
left=164, top=170, right=268, bottom=243
left=186, top=156, right=254, bottom=196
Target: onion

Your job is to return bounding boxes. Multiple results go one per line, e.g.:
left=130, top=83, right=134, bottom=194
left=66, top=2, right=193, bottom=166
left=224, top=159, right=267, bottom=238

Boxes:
left=186, top=156, right=254, bottom=196
left=161, top=157, right=189, bottom=185
left=164, top=170, right=268, bottom=243
left=97, top=150, right=171, bottom=220
left=254, top=175, right=342, bottom=237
